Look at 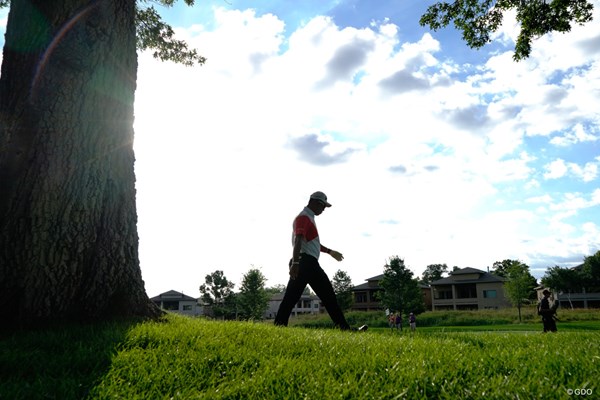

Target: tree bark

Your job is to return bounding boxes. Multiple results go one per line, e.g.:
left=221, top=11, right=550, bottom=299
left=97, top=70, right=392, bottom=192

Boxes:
left=0, top=0, right=161, bottom=326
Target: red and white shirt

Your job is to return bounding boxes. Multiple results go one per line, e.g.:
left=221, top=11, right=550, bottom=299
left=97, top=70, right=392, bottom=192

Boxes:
left=292, top=207, right=323, bottom=259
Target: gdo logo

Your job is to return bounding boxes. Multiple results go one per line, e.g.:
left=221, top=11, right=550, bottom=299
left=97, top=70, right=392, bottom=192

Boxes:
left=567, top=388, right=593, bottom=396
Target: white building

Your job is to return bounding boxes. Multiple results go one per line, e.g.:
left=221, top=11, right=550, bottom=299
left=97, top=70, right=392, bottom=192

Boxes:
left=265, top=292, right=322, bottom=319
left=150, top=290, right=203, bottom=316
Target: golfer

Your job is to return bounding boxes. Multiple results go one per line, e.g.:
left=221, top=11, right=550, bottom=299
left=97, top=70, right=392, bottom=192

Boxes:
left=274, top=191, right=352, bottom=330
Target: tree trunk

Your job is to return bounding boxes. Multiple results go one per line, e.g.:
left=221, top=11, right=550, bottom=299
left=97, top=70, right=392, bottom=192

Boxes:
left=0, top=0, right=161, bottom=326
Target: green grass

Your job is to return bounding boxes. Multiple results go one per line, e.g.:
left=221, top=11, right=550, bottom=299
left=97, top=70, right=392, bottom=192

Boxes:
left=1, top=313, right=599, bottom=399
left=291, top=307, right=600, bottom=329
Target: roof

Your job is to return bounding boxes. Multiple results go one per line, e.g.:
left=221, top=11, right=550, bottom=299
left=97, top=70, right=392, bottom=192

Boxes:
left=150, top=290, right=198, bottom=302
left=451, top=267, right=486, bottom=275
left=352, top=282, right=378, bottom=291
left=352, top=276, right=430, bottom=291
left=430, top=268, right=507, bottom=285
left=366, top=274, right=385, bottom=281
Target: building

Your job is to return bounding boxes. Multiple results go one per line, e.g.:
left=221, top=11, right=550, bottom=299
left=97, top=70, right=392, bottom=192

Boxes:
left=430, top=267, right=510, bottom=310
left=351, top=274, right=433, bottom=311
left=150, top=290, right=202, bottom=316
left=351, top=274, right=384, bottom=312
left=265, top=292, right=322, bottom=319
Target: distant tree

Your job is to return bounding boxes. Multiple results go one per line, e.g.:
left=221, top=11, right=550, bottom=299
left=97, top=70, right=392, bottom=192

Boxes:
left=332, top=270, right=354, bottom=312
left=199, top=270, right=235, bottom=319
left=237, top=268, right=269, bottom=320
left=421, top=263, right=449, bottom=284
left=503, top=261, right=537, bottom=322
left=378, top=256, right=426, bottom=315
left=542, top=265, right=584, bottom=309
left=582, top=250, right=600, bottom=291
left=303, top=286, right=314, bottom=296
left=492, top=259, right=516, bottom=278
left=265, top=284, right=286, bottom=296
left=419, top=0, right=595, bottom=61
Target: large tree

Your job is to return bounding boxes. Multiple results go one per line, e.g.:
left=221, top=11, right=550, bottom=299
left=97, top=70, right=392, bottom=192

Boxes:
left=503, top=260, right=537, bottom=322
left=199, top=270, right=235, bottom=319
left=332, top=269, right=354, bottom=312
left=420, top=0, right=595, bottom=61
left=378, top=256, right=425, bottom=315
left=421, top=263, right=448, bottom=284
left=581, top=250, right=600, bottom=291
left=237, top=268, right=269, bottom=320
left=0, top=0, right=203, bottom=326
left=492, top=259, right=526, bottom=279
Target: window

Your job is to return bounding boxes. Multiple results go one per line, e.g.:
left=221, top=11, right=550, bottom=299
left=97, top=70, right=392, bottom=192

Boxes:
left=456, top=284, right=477, bottom=299
left=434, top=286, right=453, bottom=300
left=483, top=290, right=497, bottom=299
left=183, top=305, right=192, bottom=311
left=162, top=301, right=179, bottom=311
left=355, top=292, right=367, bottom=303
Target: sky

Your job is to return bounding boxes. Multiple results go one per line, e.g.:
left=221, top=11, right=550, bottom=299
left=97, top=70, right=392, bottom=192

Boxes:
left=1, top=1, right=600, bottom=298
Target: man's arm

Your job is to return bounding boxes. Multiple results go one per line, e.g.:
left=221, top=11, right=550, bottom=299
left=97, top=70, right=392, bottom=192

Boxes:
left=321, top=244, right=344, bottom=262
left=289, top=235, right=303, bottom=279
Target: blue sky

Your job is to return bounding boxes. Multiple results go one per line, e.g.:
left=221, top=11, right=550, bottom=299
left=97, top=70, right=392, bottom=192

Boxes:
left=1, top=1, right=599, bottom=298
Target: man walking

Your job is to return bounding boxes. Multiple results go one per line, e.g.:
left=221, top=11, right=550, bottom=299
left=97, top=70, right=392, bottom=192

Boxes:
left=274, top=191, right=353, bottom=330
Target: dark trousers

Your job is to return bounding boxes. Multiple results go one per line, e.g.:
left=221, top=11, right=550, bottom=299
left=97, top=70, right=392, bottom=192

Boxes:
left=274, top=254, right=350, bottom=330
left=542, top=315, right=557, bottom=332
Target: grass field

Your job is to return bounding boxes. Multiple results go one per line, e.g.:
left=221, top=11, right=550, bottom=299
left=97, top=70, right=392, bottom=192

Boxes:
left=1, top=312, right=599, bottom=399
left=290, top=307, right=600, bottom=329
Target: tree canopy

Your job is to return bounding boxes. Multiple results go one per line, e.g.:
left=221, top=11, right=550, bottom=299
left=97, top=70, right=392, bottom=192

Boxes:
left=237, top=268, right=269, bottom=320
left=199, top=270, right=235, bottom=318
left=542, top=250, right=600, bottom=295
left=0, top=0, right=206, bottom=66
left=332, top=270, right=354, bottom=312
left=421, top=263, right=449, bottom=284
left=420, top=0, right=595, bottom=60
left=378, top=256, right=425, bottom=315
left=582, top=250, right=600, bottom=290
left=503, top=260, right=537, bottom=321
left=136, top=0, right=205, bottom=66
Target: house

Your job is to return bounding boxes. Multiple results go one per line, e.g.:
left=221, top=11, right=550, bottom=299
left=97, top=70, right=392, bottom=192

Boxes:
left=350, top=274, right=433, bottom=311
left=351, top=274, right=384, bottom=312
left=430, top=267, right=510, bottom=310
left=150, top=290, right=202, bottom=316
left=265, top=292, right=322, bottom=319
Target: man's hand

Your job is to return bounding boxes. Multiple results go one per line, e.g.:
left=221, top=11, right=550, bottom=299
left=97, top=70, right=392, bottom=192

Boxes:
left=289, top=263, right=300, bottom=279
left=330, top=250, right=344, bottom=261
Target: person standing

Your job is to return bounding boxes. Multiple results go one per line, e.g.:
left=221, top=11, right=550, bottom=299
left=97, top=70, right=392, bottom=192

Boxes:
left=395, top=313, right=403, bottom=332
left=274, top=191, right=352, bottom=330
left=537, top=289, right=558, bottom=332
left=409, top=312, right=416, bottom=333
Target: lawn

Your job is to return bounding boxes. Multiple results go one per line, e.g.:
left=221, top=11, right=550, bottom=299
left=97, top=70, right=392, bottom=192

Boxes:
left=1, top=313, right=598, bottom=399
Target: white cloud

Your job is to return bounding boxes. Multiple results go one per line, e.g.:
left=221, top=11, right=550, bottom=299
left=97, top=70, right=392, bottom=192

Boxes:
left=570, top=162, right=598, bottom=182
left=543, top=158, right=599, bottom=182
left=129, top=5, right=600, bottom=294
left=550, top=124, right=599, bottom=147
left=543, top=159, right=569, bottom=180
left=526, top=194, right=552, bottom=204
